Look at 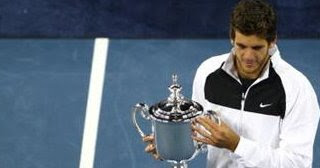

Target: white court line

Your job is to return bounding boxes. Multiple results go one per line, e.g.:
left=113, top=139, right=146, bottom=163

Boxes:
left=79, top=38, right=109, bottom=168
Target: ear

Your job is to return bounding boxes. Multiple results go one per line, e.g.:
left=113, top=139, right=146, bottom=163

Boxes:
left=269, top=36, right=277, bottom=49
left=230, top=39, right=234, bottom=45
left=268, top=37, right=277, bottom=55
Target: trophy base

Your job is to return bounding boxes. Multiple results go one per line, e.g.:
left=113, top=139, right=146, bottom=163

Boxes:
left=165, top=146, right=204, bottom=168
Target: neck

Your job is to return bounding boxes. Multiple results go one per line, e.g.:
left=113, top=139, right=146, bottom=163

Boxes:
left=238, top=71, right=259, bottom=79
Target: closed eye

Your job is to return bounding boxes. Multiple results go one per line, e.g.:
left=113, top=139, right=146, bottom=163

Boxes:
left=236, top=43, right=246, bottom=49
left=252, top=46, right=264, bottom=50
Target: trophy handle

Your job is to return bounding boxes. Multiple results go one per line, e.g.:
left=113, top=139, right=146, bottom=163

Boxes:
left=132, top=103, right=151, bottom=137
left=206, top=110, right=221, bottom=126
left=195, top=110, right=221, bottom=153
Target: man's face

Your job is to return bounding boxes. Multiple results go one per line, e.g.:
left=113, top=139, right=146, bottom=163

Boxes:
left=233, top=31, right=274, bottom=79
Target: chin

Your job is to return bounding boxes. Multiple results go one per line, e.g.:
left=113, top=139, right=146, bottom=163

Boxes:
left=243, top=68, right=257, bottom=74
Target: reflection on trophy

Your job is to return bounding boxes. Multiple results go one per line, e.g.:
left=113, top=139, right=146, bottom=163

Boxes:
left=132, top=74, right=220, bottom=168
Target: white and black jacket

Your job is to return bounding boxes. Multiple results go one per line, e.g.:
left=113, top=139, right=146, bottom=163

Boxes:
left=192, top=46, right=320, bottom=168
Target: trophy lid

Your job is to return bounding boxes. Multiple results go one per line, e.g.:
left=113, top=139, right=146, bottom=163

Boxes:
left=149, top=74, right=203, bottom=123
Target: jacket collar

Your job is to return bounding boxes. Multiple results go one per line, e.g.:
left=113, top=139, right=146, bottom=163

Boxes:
left=221, top=45, right=281, bottom=84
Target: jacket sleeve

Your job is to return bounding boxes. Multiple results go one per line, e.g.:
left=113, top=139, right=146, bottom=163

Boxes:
left=234, top=77, right=320, bottom=168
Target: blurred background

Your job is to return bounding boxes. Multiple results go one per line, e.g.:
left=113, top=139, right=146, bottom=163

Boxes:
left=0, top=0, right=319, bottom=38
left=0, top=0, right=319, bottom=168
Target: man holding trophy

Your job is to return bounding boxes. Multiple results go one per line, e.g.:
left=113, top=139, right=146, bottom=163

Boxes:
left=141, top=0, right=320, bottom=167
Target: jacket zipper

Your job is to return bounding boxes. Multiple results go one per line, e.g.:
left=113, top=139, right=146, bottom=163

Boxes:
left=241, top=92, right=246, bottom=111
left=240, top=92, right=245, bottom=134
left=240, top=85, right=253, bottom=134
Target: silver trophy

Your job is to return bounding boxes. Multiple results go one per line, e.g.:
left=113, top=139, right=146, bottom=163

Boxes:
left=132, top=74, right=220, bottom=168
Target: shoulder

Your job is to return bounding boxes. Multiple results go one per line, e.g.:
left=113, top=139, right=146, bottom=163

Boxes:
left=271, top=54, right=317, bottom=114
left=192, top=53, right=229, bottom=102
left=272, top=56, right=313, bottom=92
left=195, top=53, right=229, bottom=80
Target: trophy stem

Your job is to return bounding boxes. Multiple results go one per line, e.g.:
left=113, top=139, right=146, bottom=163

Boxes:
left=170, top=161, right=188, bottom=168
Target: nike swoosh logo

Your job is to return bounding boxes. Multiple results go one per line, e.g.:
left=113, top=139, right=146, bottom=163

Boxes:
left=259, top=103, right=272, bottom=108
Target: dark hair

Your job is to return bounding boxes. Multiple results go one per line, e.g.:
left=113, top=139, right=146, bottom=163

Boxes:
left=230, top=0, right=277, bottom=43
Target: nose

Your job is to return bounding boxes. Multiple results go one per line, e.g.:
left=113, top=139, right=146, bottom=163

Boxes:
left=242, top=48, right=256, bottom=59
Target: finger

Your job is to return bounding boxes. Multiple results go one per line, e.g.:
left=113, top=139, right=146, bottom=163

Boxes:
left=191, top=125, right=216, bottom=142
left=202, top=116, right=220, bottom=129
left=192, top=135, right=214, bottom=146
left=191, top=128, right=197, bottom=137
left=195, top=117, right=216, bottom=134
left=191, top=124, right=213, bottom=141
left=145, top=143, right=156, bottom=153
left=196, top=116, right=220, bottom=132
left=143, top=135, right=154, bottom=142
left=152, top=153, right=162, bottom=160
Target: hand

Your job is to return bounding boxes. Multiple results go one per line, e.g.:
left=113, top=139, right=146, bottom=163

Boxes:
left=142, top=134, right=162, bottom=160
left=191, top=116, right=240, bottom=152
